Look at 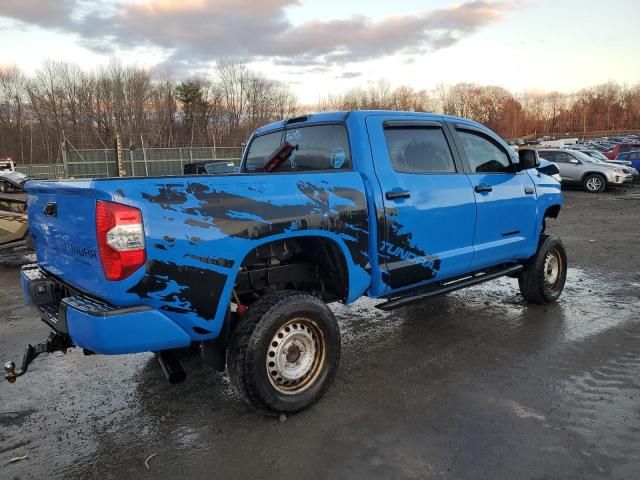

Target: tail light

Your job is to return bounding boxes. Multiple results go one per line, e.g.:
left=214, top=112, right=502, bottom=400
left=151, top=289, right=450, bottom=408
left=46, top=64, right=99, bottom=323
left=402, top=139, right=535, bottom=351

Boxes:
left=96, top=200, right=145, bottom=281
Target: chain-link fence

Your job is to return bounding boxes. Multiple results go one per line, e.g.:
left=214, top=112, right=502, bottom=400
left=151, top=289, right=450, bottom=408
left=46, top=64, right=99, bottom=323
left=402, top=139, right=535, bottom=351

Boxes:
left=16, top=146, right=243, bottom=179
left=15, top=163, right=67, bottom=179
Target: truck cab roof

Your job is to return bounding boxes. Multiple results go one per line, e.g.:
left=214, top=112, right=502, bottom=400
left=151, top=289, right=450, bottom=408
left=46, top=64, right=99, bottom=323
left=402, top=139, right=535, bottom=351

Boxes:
left=253, top=110, right=484, bottom=136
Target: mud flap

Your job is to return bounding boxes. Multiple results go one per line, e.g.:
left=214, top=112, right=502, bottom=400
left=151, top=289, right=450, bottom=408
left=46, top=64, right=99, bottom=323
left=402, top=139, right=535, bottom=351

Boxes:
left=200, top=311, right=232, bottom=372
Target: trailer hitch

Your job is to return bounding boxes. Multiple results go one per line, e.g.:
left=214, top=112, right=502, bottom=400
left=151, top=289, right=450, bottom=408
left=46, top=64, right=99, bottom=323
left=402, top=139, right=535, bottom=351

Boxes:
left=4, top=332, right=73, bottom=383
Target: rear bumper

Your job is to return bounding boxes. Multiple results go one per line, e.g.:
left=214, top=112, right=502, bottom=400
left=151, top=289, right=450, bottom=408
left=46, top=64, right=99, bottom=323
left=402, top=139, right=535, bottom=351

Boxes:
left=21, top=264, right=191, bottom=355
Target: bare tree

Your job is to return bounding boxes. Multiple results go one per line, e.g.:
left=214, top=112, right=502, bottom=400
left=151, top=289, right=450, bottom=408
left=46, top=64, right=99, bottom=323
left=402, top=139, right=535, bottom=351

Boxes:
left=1, top=56, right=638, bottom=165
left=0, top=66, right=27, bottom=162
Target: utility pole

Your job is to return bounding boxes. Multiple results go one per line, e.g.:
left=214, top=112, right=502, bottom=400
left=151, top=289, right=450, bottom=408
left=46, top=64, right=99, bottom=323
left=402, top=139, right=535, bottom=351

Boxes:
left=115, top=129, right=126, bottom=177
left=141, top=134, right=149, bottom=176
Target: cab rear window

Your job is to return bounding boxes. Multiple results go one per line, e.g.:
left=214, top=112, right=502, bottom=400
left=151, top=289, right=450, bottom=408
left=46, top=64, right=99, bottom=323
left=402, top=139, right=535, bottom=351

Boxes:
left=244, top=124, right=351, bottom=172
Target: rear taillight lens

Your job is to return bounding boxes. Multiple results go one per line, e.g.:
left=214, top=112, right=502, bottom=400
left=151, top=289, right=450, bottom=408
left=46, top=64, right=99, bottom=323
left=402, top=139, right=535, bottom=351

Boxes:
left=96, top=200, right=145, bottom=281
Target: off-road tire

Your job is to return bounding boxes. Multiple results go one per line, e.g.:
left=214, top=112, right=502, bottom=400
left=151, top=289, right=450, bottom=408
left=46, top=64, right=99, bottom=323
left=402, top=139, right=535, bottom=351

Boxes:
left=227, top=290, right=340, bottom=414
left=583, top=173, right=606, bottom=193
left=518, top=234, right=567, bottom=304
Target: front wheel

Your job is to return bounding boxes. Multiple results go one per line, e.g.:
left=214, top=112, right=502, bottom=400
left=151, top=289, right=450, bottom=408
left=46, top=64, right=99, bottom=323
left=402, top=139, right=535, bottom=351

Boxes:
left=583, top=173, right=606, bottom=193
left=227, top=291, right=340, bottom=414
left=518, top=234, right=567, bottom=304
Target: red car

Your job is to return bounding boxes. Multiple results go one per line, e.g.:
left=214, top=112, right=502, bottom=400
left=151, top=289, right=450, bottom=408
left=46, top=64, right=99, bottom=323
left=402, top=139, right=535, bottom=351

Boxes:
left=604, top=142, right=640, bottom=159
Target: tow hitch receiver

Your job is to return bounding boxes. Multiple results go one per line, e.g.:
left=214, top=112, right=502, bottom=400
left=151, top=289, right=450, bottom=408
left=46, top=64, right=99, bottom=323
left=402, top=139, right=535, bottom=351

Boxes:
left=4, top=332, right=73, bottom=383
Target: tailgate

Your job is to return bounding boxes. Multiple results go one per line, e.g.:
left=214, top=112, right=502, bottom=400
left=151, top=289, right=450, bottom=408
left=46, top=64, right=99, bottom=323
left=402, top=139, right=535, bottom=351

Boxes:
left=26, top=180, right=108, bottom=298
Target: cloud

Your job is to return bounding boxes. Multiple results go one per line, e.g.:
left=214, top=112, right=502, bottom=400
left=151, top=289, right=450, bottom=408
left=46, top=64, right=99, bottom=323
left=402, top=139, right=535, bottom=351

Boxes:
left=0, top=0, right=76, bottom=28
left=337, top=72, right=362, bottom=79
left=0, top=0, right=522, bottom=68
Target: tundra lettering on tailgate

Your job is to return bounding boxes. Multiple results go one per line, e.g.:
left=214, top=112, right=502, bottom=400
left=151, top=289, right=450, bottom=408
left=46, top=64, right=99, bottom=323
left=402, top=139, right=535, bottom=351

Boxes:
left=64, top=241, right=97, bottom=259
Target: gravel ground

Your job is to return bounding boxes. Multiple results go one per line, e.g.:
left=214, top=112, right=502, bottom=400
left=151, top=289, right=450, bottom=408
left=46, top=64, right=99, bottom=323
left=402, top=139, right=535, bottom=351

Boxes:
left=1, top=187, right=639, bottom=480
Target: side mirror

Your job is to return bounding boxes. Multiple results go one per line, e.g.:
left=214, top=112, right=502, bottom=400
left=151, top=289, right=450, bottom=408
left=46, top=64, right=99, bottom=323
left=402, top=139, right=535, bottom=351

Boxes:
left=517, top=149, right=540, bottom=171
left=569, top=159, right=580, bottom=164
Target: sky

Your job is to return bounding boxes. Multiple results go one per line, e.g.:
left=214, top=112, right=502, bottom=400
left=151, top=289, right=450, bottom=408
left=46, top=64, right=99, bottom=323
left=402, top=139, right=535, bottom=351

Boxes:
left=0, top=0, right=638, bottom=103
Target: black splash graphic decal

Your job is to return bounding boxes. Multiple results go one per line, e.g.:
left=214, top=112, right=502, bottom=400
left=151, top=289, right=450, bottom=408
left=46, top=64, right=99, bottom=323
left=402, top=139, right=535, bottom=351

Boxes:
left=381, top=210, right=441, bottom=289
left=142, top=185, right=188, bottom=211
left=127, top=260, right=227, bottom=321
left=184, top=253, right=234, bottom=268
left=143, top=180, right=370, bottom=269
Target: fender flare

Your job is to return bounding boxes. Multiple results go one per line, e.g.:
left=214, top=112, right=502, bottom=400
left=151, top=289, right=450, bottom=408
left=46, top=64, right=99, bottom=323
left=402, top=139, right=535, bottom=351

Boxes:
left=210, top=230, right=371, bottom=333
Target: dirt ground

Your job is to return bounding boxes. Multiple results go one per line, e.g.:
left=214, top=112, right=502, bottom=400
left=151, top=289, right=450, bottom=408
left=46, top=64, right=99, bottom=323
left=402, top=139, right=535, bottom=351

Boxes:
left=1, top=187, right=639, bottom=480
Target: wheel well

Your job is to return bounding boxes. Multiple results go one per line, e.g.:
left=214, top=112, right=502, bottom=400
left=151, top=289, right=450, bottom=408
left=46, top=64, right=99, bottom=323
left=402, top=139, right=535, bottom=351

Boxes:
left=236, top=236, right=349, bottom=305
left=544, top=205, right=561, bottom=219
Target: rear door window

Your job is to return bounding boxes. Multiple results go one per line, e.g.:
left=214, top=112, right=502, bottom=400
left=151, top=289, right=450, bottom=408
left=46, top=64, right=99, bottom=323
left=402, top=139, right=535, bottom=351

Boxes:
left=383, top=127, right=457, bottom=173
left=539, top=151, right=555, bottom=162
left=554, top=152, right=574, bottom=163
left=244, top=124, right=351, bottom=172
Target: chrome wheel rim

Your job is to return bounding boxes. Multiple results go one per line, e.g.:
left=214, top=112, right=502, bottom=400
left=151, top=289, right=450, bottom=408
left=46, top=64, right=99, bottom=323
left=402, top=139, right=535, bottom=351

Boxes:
left=586, top=177, right=602, bottom=191
left=543, top=249, right=562, bottom=288
left=266, top=317, right=326, bottom=395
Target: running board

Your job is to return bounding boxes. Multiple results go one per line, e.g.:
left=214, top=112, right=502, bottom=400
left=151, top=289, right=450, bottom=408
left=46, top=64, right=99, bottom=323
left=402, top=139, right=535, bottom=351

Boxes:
left=376, top=264, right=524, bottom=311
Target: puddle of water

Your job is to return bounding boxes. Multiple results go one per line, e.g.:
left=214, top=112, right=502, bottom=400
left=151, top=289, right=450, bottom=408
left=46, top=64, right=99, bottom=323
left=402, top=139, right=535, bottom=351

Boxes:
left=334, top=266, right=640, bottom=352
left=3, top=264, right=638, bottom=478
left=0, top=352, right=151, bottom=473
left=559, top=347, right=640, bottom=468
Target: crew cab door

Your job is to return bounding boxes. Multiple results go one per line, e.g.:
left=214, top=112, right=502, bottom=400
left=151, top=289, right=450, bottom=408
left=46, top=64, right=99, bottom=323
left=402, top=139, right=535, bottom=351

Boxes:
left=366, top=116, right=476, bottom=293
left=450, top=124, right=538, bottom=269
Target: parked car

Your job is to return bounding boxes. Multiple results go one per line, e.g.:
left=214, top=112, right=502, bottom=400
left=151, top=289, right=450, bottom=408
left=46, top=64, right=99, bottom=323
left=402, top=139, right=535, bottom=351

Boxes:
left=578, top=149, right=638, bottom=179
left=183, top=161, right=237, bottom=175
left=9, top=111, right=567, bottom=414
left=579, top=149, right=631, bottom=166
left=0, top=171, right=30, bottom=252
left=604, top=142, right=640, bottom=159
left=538, top=149, right=633, bottom=192
left=615, top=150, right=640, bottom=175
left=0, top=156, right=16, bottom=172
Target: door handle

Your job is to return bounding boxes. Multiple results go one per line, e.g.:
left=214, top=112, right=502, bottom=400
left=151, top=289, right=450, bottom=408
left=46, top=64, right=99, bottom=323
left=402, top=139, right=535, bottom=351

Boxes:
left=524, top=186, right=535, bottom=195
left=385, top=190, right=411, bottom=200
left=474, top=184, right=493, bottom=193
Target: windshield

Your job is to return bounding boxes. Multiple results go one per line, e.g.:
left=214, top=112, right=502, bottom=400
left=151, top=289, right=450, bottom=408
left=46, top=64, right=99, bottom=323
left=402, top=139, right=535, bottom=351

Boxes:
left=573, top=151, right=600, bottom=163
left=205, top=162, right=236, bottom=174
left=1, top=171, right=28, bottom=185
left=585, top=150, right=608, bottom=161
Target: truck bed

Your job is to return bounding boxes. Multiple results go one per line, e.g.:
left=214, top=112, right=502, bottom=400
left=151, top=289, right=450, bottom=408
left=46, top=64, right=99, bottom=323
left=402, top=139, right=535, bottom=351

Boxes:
left=26, top=173, right=371, bottom=341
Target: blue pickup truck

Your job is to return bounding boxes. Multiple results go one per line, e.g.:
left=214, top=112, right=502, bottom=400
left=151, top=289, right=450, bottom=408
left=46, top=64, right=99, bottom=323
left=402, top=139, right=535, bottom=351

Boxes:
left=7, top=111, right=566, bottom=414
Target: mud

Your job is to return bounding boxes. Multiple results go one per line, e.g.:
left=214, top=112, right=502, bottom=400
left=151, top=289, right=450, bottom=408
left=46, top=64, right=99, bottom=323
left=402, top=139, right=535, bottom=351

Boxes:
left=1, top=189, right=639, bottom=480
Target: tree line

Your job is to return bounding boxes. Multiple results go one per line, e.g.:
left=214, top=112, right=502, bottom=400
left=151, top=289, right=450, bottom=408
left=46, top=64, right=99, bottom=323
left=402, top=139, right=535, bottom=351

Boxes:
left=0, top=60, right=297, bottom=164
left=1, top=59, right=639, bottom=165
left=320, top=80, right=640, bottom=140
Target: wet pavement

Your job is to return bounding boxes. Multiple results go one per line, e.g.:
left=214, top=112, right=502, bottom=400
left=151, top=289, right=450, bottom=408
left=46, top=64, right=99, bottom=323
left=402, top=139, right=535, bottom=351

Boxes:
left=1, top=189, right=639, bottom=479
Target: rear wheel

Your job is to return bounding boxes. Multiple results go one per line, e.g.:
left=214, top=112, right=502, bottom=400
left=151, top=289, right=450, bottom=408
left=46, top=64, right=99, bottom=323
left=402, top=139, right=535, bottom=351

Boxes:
left=518, top=234, right=567, bottom=304
left=583, top=173, right=606, bottom=193
left=227, top=290, right=340, bottom=414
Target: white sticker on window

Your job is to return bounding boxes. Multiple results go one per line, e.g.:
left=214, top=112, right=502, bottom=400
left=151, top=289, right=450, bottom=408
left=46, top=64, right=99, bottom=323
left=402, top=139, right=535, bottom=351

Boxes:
left=285, top=129, right=302, bottom=141
left=331, top=148, right=346, bottom=168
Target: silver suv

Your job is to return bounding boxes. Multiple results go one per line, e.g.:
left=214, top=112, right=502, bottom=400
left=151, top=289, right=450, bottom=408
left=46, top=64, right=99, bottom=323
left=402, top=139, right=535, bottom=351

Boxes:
left=538, top=149, right=634, bottom=193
